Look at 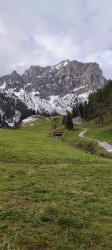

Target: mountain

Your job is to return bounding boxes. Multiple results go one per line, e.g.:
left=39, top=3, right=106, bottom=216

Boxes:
left=22, top=60, right=106, bottom=98
left=0, top=59, right=107, bottom=127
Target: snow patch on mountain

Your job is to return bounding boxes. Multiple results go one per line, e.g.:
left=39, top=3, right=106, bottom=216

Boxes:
left=49, top=90, right=92, bottom=112
left=22, top=116, right=40, bottom=124
left=0, top=108, right=4, bottom=117
left=31, top=91, right=40, bottom=96
left=36, top=75, right=45, bottom=78
left=27, top=83, right=32, bottom=86
left=6, top=110, right=21, bottom=128
left=0, top=84, right=92, bottom=118
left=78, top=90, right=93, bottom=101
left=1, top=88, right=66, bottom=115
left=29, top=91, right=66, bottom=115
left=0, top=107, right=21, bottom=128
left=6, top=88, right=35, bottom=110
left=49, top=95, right=59, bottom=106
left=0, top=82, right=6, bottom=90
left=51, top=60, right=69, bottom=70
left=49, top=94, right=77, bottom=111
left=73, top=85, right=87, bottom=92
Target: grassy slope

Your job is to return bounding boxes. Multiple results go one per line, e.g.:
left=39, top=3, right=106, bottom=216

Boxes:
left=85, top=122, right=112, bottom=145
left=0, top=118, right=112, bottom=249
left=63, top=116, right=112, bottom=157
left=80, top=115, right=112, bottom=144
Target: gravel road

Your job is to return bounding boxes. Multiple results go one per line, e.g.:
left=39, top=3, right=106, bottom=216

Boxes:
left=79, top=129, right=112, bottom=152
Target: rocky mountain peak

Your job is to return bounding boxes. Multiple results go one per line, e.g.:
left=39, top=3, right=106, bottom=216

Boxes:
left=51, top=59, right=70, bottom=69
left=21, top=59, right=107, bottom=99
left=0, top=59, right=107, bottom=116
left=11, top=70, right=18, bottom=75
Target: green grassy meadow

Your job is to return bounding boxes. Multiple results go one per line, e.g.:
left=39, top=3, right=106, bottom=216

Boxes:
left=0, top=117, right=112, bottom=249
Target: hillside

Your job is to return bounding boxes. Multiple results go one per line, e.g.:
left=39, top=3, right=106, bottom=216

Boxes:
left=74, top=80, right=112, bottom=122
left=0, top=92, right=35, bottom=128
left=0, top=117, right=112, bottom=249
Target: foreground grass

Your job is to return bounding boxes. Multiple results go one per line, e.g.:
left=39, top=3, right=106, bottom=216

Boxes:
left=0, top=118, right=112, bottom=249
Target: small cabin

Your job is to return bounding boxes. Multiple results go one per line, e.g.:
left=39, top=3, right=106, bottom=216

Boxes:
left=72, top=116, right=82, bottom=124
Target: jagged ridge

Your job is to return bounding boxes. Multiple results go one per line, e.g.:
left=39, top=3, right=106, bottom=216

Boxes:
left=0, top=59, right=107, bottom=123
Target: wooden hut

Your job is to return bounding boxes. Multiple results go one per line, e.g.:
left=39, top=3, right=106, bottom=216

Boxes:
left=72, top=115, right=82, bottom=124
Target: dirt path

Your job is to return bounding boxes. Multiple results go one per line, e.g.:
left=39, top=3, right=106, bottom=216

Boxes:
left=79, top=129, right=112, bottom=152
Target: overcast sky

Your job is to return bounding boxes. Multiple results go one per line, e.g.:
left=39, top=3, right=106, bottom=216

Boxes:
left=0, top=0, right=112, bottom=79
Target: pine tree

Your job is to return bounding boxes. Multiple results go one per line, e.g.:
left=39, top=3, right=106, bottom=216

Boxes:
left=52, top=116, right=59, bottom=130
left=79, top=103, right=84, bottom=118
left=62, top=116, right=66, bottom=125
left=66, top=112, right=73, bottom=130
left=72, top=102, right=79, bottom=118
left=3, top=114, right=6, bottom=125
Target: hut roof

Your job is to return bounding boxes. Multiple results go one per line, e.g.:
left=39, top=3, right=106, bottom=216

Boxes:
left=72, top=116, right=82, bottom=124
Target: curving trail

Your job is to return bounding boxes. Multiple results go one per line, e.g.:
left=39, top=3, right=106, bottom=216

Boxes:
left=79, top=129, right=112, bottom=152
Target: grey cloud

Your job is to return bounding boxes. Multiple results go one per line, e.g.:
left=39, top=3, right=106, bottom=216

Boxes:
left=0, top=0, right=112, bottom=79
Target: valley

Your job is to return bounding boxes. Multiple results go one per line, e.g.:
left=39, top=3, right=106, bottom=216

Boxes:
left=0, top=116, right=112, bottom=249
left=0, top=59, right=112, bottom=249
left=0, top=0, right=112, bottom=249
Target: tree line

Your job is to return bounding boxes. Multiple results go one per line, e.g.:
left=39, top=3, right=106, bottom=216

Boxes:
left=62, top=80, right=112, bottom=129
left=73, top=80, right=112, bottom=123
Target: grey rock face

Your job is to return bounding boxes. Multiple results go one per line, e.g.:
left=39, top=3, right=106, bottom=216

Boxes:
left=0, top=59, right=107, bottom=98
left=0, top=70, right=24, bottom=91
left=22, top=60, right=107, bottom=98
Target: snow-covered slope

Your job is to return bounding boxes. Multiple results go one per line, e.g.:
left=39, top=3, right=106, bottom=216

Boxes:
left=0, top=85, right=92, bottom=117
left=49, top=90, right=93, bottom=112
left=0, top=90, right=33, bottom=128
left=1, top=88, right=66, bottom=115
left=5, top=110, right=21, bottom=128
left=0, top=96, right=21, bottom=128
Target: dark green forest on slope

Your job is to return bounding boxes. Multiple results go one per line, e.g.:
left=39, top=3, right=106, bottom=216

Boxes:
left=0, top=92, right=35, bottom=127
left=72, top=80, right=112, bottom=123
